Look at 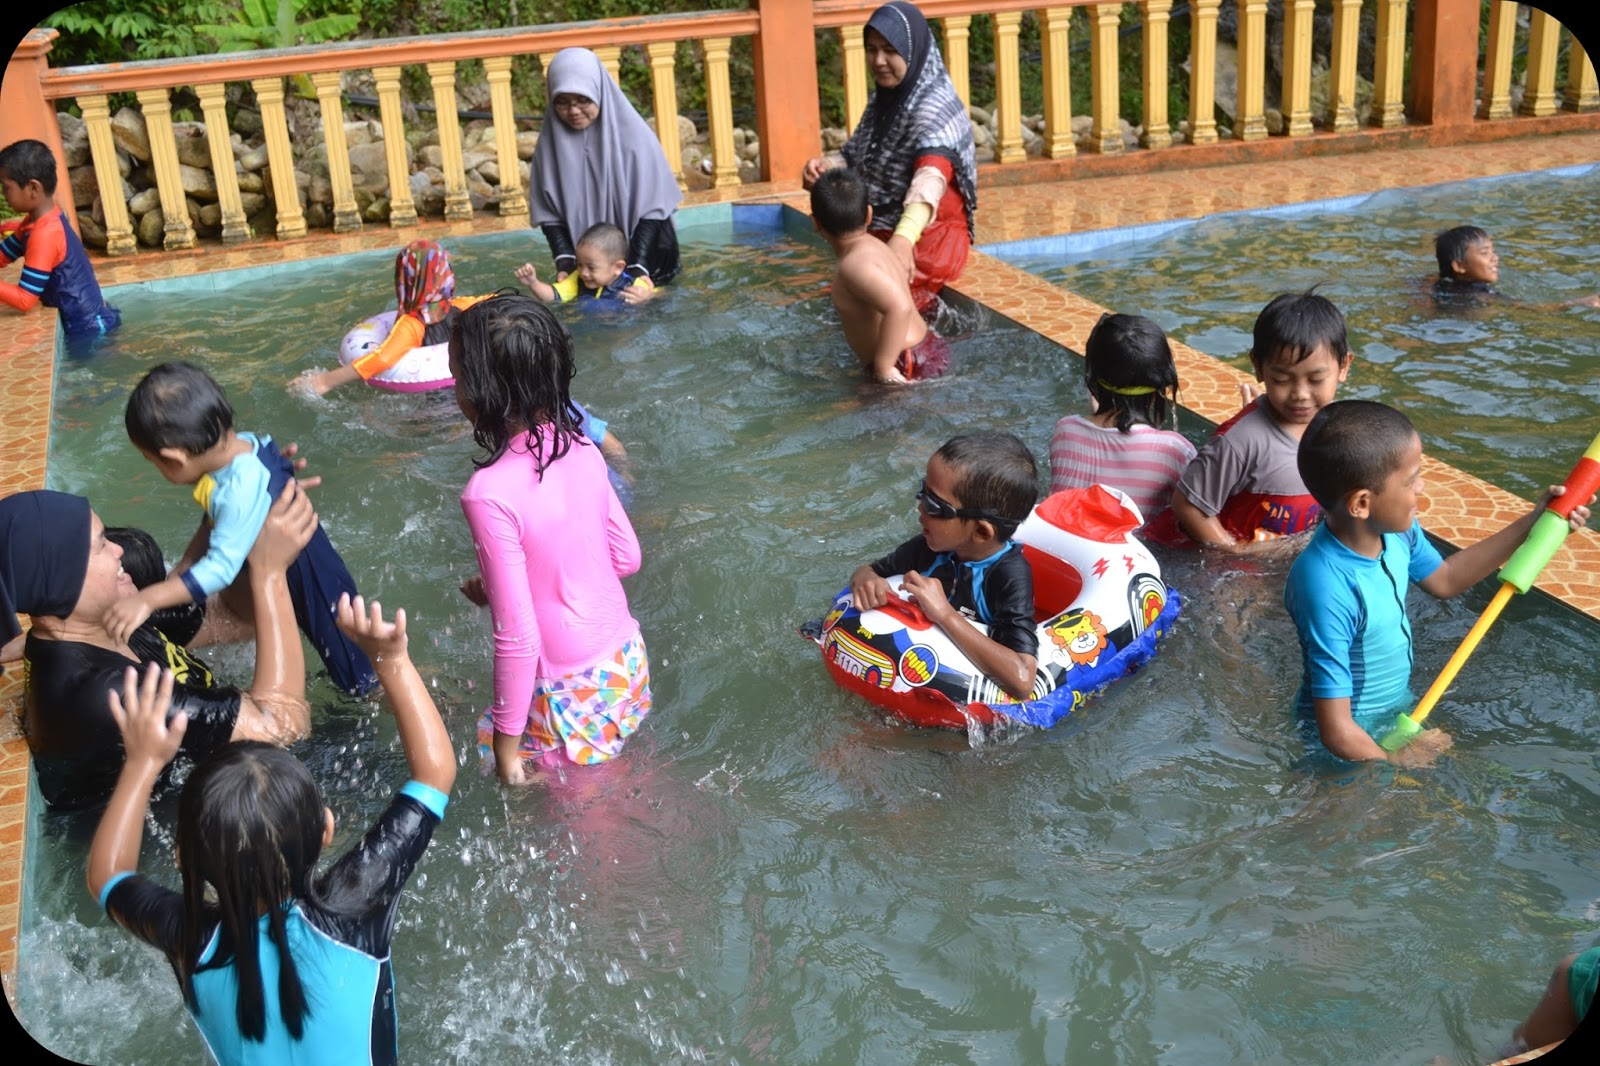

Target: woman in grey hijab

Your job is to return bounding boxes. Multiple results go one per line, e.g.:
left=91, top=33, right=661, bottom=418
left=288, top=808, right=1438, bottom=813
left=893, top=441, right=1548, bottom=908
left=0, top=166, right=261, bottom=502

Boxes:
left=528, top=48, right=683, bottom=290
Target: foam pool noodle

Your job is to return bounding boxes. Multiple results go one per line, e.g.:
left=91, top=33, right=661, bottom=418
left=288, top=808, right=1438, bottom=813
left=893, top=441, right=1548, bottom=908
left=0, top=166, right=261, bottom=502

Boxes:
left=1378, top=432, right=1600, bottom=753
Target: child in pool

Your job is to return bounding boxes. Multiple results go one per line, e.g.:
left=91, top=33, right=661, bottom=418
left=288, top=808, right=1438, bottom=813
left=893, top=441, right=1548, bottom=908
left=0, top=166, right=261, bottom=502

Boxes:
left=1503, top=944, right=1600, bottom=1058
left=88, top=595, right=454, bottom=1066
left=850, top=432, right=1039, bottom=701
left=105, top=526, right=208, bottom=648
left=515, top=222, right=657, bottom=305
left=109, top=361, right=378, bottom=696
left=1431, top=224, right=1600, bottom=308
left=811, top=167, right=949, bottom=383
left=298, top=239, right=491, bottom=396
left=1171, top=292, right=1352, bottom=548
left=1284, top=400, right=1592, bottom=765
left=1049, top=313, right=1195, bottom=528
left=0, top=138, right=121, bottom=352
left=450, top=293, right=652, bottom=782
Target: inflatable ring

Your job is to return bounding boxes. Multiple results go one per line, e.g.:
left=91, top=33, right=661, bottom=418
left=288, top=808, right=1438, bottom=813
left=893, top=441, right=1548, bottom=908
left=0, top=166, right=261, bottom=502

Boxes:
left=339, top=310, right=453, bottom=392
left=815, top=485, right=1181, bottom=730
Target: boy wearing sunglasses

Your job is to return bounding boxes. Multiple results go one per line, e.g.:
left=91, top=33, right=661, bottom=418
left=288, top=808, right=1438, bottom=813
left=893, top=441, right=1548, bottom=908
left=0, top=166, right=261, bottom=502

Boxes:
left=849, top=433, right=1040, bottom=701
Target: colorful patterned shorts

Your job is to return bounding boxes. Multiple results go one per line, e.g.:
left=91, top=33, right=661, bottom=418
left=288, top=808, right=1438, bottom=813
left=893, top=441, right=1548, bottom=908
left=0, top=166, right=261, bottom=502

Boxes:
left=478, top=630, right=652, bottom=768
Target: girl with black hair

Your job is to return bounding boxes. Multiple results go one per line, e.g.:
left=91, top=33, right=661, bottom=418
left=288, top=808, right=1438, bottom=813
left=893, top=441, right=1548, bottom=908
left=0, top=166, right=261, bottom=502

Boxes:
left=87, top=594, right=455, bottom=1066
left=1048, top=313, right=1195, bottom=529
left=449, top=293, right=652, bottom=784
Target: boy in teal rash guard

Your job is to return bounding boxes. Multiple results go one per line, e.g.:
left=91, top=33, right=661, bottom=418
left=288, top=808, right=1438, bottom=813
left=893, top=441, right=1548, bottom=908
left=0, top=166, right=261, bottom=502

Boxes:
left=1284, top=401, right=1592, bottom=765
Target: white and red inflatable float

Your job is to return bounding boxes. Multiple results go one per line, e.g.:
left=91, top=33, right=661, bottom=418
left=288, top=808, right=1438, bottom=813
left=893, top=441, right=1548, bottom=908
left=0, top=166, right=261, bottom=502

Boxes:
left=338, top=310, right=454, bottom=393
left=813, top=485, right=1180, bottom=730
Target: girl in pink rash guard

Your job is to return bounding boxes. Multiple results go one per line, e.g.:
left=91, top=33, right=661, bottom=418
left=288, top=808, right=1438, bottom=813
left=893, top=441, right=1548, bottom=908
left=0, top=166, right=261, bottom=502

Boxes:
left=448, top=294, right=651, bottom=784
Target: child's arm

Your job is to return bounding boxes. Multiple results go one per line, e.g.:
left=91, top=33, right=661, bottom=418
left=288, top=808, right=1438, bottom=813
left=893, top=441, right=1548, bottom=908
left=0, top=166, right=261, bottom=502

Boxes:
left=1312, top=695, right=1452, bottom=765
left=227, top=480, right=315, bottom=744
left=514, top=262, right=560, bottom=303
left=298, top=363, right=363, bottom=396
left=1170, top=487, right=1240, bottom=549
left=849, top=563, right=894, bottom=610
left=901, top=569, right=1038, bottom=701
left=103, top=576, right=197, bottom=646
left=838, top=260, right=915, bottom=384
left=335, top=594, right=454, bottom=796
left=1419, top=485, right=1592, bottom=599
left=86, top=664, right=185, bottom=902
left=0, top=213, right=64, bottom=314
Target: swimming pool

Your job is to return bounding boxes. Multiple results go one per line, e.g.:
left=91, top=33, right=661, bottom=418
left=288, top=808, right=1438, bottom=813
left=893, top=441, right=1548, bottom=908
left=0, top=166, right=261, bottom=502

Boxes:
left=990, top=164, right=1600, bottom=499
left=16, top=205, right=1600, bottom=1064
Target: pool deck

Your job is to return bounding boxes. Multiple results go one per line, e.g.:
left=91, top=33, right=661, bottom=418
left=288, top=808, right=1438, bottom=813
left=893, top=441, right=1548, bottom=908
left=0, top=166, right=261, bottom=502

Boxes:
left=5, top=129, right=1600, bottom=1013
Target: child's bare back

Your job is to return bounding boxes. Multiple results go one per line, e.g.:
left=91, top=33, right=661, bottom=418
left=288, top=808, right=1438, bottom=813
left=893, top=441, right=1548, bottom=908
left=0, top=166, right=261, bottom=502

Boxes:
left=832, top=234, right=927, bottom=383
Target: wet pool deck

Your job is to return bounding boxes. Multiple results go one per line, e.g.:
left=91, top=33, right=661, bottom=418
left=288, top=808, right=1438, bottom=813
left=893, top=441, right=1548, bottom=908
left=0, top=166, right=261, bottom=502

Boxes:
left=4, top=129, right=1600, bottom=1005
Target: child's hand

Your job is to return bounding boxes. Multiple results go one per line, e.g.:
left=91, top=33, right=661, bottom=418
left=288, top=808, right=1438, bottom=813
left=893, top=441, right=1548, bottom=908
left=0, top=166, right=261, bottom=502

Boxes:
left=620, top=277, right=656, bottom=304
left=1238, top=381, right=1261, bottom=407
left=104, top=596, right=153, bottom=646
left=108, top=663, right=187, bottom=770
left=459, top=575, right=489, bottom=607
left=514, top=262, right=539, bottom=290
left=1388, top=727, right=1453, bottom=768
left=900, top=569, right=952, bottom=620
left=849, top=565, right=892, bottom=610
left=335, top=593, right=409, bottom=662
left=1536, top=484, right=1595, bottom=533
left=290, top=367, right=336, bottom=398
left=278, top=441, right=322, bottom=491
left=801, top=155, right=833, bottom=187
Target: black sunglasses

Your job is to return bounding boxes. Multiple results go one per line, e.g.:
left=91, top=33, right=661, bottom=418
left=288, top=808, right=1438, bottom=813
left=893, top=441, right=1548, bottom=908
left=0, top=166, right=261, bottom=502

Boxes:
left=916, top=479, right=1004, bottom=523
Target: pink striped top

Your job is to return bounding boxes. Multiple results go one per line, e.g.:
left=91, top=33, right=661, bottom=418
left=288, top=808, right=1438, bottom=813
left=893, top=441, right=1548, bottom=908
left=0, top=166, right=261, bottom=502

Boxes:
left=1048, top=414, right=1197, bottom=524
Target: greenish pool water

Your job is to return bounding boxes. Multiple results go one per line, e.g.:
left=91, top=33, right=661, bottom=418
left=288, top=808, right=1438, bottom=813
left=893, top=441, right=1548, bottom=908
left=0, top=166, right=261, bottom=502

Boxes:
left=18, top=206, right=1600, bottom=1065
left=996, top=164, right=1600, bottom=498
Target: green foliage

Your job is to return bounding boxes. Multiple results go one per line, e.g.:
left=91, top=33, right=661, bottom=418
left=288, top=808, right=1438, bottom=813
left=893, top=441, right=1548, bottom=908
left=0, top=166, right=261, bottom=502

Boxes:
left=42, top=1, right=236, bottom=66
left=195, top=0, right=360, bottom=52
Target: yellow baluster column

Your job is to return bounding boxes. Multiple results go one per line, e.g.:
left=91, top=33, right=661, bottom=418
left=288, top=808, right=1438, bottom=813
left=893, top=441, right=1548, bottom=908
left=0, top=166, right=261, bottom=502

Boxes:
left=941, top=16, right=971, bottom=109
left=1327, top=0, right=1361, bottom=132
left=594, top=46, right=622, bottom=83
left=1372, top=0, right=1407, bottom=128
left=1234, top=0, right=1268, bottom=140
left=426, top=61, right=473, bottom=221
left=309, top=71, right=361, bottom=233
left=484, top=57, right=528, bottom=217
left=1563, top=41, right=1599, bottom=112
left=134, top=87, right=198, bottom=249
left=247, top=78, right=305, bottom=240
left=1187, top=0, right=1220, bottom=144
left=1281, top=0, right=1314, bottom=136
left=372, top=65, right=417, bottom=227
left=1040, top=7, right=1075, bottom=158
left=1519, top=10, right=1561, bottom=117
left=78, top=94, right=136, bottom=255
left=645, top=41, right=686, bottom=190
left=1088, top=3, right=1123, bottom=154
left=841, top=25, right=868, bottom=135
left=194, top=82, right=250, bottom=243
left=703, top=37, right=741, bottom=188
left=1140, top=0, right=1173, bottom=149
left=993, top=11, right=1026, bottom=163
left=1477, top=1, right=1516, bottom=119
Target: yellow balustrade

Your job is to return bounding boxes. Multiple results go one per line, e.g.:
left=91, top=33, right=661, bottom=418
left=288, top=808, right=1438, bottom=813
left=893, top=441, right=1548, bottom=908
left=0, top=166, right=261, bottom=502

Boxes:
left=1563, top=42, right=1599, bottom=112
left=1140, top=0, right=1173, bottom=149
left=77, top=94, right=136, bottom=255
left=426, top=61, right=473, bottom=222
left=645, top=41, right=687, bottom=190
left=1234, top=0, right=1268, bottom=140
left=1187, top=0, right=1220, bottom=144
left=1478, top=1, right=1517, bottom=120
left=941, top=16, right=971, bottom=109
left=372, top=65, right=418, bottom=228
left=1039, top=7, right=1075, bottom=158
left=193, top=82, right=250, bottom=243
left=248, top=77, right=306, bottom=240
left=309, top=72, right=361, bottom=233
left=992, top=11, right=1026, bottom=163
left=841, top=25, right=867, bottom=135
left=1328, top=0, right=1361, bottom=132
left=1088, top=3, right=1123, bottom=154
left=134, top=87, right=197, bottom=249
left=1282, top=0, right=1314, bottom=136
left=1372, top=0, right=1408, bottom=128
left=594, top=45, right=622, bottom=82
left=1519, top=10, right=1561, bottom=118
left=702, top=37, right=741, bottom=188
left=483, top=56, right=528, bottom=217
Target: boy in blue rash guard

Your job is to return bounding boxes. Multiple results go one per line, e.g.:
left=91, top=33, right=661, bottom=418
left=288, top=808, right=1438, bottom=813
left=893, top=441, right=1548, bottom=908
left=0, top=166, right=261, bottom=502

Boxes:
left=850, top=432, right=1039, bottom=701
left=1284, top=401, right=1592, bottom=764
left=88, top=595, right=454, bottom=1066
left=108, top=361, right=377, bottom=695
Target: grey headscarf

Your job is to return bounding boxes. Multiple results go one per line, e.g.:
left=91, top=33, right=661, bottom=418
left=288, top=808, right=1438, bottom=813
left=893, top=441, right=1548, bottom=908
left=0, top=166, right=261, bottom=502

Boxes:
left=528, top=48, right=683, bottom=242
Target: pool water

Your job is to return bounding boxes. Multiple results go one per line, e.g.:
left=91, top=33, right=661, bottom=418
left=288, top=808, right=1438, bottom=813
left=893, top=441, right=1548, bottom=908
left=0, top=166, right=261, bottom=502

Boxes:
left=996, top=164, right=1600, bottom=498
left=17, top=207, right=1600, bottom=1065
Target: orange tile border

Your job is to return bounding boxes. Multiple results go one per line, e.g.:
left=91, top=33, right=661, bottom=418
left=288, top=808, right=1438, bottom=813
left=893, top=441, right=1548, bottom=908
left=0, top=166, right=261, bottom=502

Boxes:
left=6, top=134, right=1600, bottom=1005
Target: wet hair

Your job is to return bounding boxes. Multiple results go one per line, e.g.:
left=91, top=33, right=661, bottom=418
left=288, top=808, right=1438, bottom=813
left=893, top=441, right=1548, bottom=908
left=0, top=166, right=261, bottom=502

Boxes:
left=103, top=526, right=166, bottom=589
left=1250, top=291, right=1350, bottom=372
left=1083, top=313, right=1181, bottom=433
left=809, top=167, right=870, bottom=237
left=934, top=432, right=1039, bottom=539
left=125, top=361, right=233, bottom=456
left=1297, top=400, right=1418, bottom=512
left=575, top=222, right=628, bottom=263
left=449, top=292, right=585, bottom=472
left=1434, top=225, right=1491, bottom=278
left=176, top=742, right=329, bottom=1043
left=0, top=138, right=57, bottom=193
